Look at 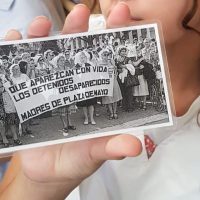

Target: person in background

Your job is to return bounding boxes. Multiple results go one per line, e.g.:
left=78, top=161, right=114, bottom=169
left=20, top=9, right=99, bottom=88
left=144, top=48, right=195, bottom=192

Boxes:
left=44, top=49, right=55, bottom=73
left=115, top=46, right=143, bottom=112
left=0, top=0, right=66, bottom=37
left=75, top=51, right=97, bottom=125
left=100, top=49, right=122, bottom=119
left=35, top=55, right=49, bottom=77
left=0, top=79, right=9, bottom=147
left=0, top=1, right=199, bottom=200
left=27, top=57, right=37, bottom=79
left=64, top=49, right=75, bottom=69
left=1, top=56, right=10, bottom=71
left=11, top=56, right=21, bottom=65
left=52, top=54, right=76, bottom=135
left=2, top=65, right=23, bottom=146
left=10, top=64, right=32, bottom=136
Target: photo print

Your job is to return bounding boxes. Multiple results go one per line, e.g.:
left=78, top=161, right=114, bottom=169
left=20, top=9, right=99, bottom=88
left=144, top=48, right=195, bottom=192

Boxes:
left=0, top=23, right=173, bottom=153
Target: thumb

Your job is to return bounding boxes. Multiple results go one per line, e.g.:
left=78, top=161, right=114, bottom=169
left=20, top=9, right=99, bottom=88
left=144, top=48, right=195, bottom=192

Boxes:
left=106, top=2, right=132, bottom=28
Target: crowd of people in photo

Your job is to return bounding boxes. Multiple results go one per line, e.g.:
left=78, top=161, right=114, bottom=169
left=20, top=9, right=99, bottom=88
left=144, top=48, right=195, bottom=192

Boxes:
left=0, top=30, right=164, bottom=147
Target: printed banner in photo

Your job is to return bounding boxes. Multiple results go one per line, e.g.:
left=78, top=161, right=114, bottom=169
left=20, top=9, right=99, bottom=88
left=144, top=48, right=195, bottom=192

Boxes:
left=5, top=65, right=114, bottom=123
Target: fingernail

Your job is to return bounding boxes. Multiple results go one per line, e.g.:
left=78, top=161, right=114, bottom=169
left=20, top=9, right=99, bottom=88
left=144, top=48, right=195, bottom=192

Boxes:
left=5, top=29, right=22, bottom=41
left=33, top=16, right=50, bottom=22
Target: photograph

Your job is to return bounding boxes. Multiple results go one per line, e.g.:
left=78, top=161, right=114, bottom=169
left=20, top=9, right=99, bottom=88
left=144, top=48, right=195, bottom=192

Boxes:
left=0, top=23, right=173, bottom=153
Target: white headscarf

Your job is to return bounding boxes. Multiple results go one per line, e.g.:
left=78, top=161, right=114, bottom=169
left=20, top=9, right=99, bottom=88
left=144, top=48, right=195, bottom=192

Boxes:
left=74, top=51, right=89, bottom=65
left=44, top=49, right=53, bottom=59
left=52, top=53, right=65, bottom=68
left=34, top=54, right=43, bottom=64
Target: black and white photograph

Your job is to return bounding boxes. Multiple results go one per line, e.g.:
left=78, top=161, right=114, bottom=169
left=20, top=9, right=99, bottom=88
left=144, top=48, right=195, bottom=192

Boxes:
left=0, top=24, right=172, bottom=153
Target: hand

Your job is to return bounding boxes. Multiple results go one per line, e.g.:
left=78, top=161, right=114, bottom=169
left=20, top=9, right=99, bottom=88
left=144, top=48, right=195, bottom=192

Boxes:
left=2, top=4, right=142, bottom=200
left=139, top=65, right=145, bottom=69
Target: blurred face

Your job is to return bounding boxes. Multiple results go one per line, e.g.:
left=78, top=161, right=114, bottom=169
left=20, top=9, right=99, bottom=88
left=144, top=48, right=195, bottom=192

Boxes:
left=38, top=57, right=44, bottom=64
left=58, top=57, right=65, bottom=67
left=30, top=59, right=35, bottom=66
left=101, top=52, right=109, bottom=62
left=65, top=51, right=70, bottom=59
left=139, top=36, right=143, bottom=43
left=14, top=58, right=21, bottom=64
left=46, top=53, right=52, bottom=61
left=80, top=53, right=87, bottom=63
left=119, top=49, right=127, bottom=57
left=12, top=65, right=21, bottom=76
left=99, top=0, right=195, bottom=44
left=144, top=39, right=150, bottom=48
left=0, top=65, right=4, bottom=74
left=22, top=53, right=31, bottom=62
left=2, top=59, right=8, bottom=67
left=150, top=42, right=156, bottom=52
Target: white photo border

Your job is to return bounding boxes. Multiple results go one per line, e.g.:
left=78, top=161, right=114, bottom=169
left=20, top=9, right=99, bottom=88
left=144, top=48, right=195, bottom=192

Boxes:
left=0, top=23, right=174, bottom=154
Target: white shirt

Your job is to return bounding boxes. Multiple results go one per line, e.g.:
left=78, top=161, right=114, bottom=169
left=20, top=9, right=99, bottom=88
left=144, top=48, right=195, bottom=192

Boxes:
left=78, top=97, right=200, bottom=200
left=0, top=0, right=66, bottom=37
left=11, top=73, right=29, bottom=84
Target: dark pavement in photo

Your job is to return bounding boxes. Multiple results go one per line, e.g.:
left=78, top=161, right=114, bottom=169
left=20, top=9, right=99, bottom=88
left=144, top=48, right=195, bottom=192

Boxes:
left=7, top=103, right=170, bottom=147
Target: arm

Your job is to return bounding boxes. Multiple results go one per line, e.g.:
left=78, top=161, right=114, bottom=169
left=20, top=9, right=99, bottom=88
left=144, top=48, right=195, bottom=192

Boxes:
left=0, top=155, right=72, bottom=200
left=128, top=57, right=144, bottom=66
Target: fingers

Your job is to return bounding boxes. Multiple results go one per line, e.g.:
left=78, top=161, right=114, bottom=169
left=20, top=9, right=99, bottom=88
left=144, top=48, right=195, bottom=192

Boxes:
left=4, top=30, right=22, bottom=41
left=89, top=134, right=142, bottom=163
left=106, top=3, right=132, bottom=29
left=62, top=4, right=90, bottom=34
left=27, top=4, right=90, bottom=39
left=27, top=16, right=52, bottom=38
left=4, top=16, right=51, bottom=41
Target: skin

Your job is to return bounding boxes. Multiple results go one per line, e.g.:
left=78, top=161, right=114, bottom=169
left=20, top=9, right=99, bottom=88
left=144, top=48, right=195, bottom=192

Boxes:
left=79, top=53, right=88, bottom=64
left=12, top=65, right=21, bottom=78
left=0, top=5, right=142, bottom=200
left=0, top=1, right=199, bottom=199
left=99, top=0, right=200, bottom=116
left=57, top=56, right=65, bottom=70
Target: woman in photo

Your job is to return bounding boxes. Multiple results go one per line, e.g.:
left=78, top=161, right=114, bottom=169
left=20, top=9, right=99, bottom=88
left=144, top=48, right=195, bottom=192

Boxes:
left=53, top=54, right=76, bottom=135
left=100, top=49, right=122, bottom=119
left=133, top=48, right=150, bottom=110
left=75, top=51, right=97, bottom=125
left=0, top=1, right=199, bottom=199
left=115, top=46, right=143, bottom=112
left=0, top=79, right=9, bottom=147
left=2, top=65, right=23, bottom=145
left=44, top=49, right=55, bottom=73
left=10, top=64, right=32, bottom=136
left=35, top=55, right=49, bottom=77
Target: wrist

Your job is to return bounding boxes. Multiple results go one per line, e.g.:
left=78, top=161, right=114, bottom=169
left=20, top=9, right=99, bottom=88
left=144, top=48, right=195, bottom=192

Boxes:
left=1, top=169, right=78, bottom=200
left=20, top=171, right=77, bottom=200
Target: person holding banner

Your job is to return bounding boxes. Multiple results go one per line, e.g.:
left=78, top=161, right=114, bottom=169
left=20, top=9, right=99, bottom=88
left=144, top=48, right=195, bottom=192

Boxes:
left=64, top=49, right=75, bottom=69
left=100, top=49, right=122, bottom=120
left=2, top=70, right=22, bottom=146
left=75, top=51, right=97, bottom=125
left=53, top=54, right=76, bottom=134
left=0, top=79, right=9, bottom=148
left=10, top=64, right=32, bottom=136
left=44, top=50, right=55, bottom=73
left=35, top=55, right=49, bottom=77
left=0, top=1, right=199, bottom=200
